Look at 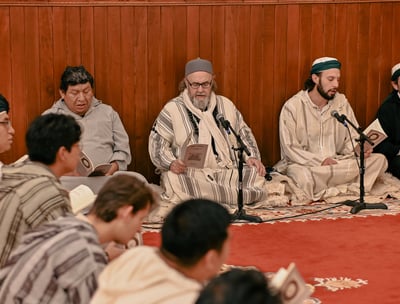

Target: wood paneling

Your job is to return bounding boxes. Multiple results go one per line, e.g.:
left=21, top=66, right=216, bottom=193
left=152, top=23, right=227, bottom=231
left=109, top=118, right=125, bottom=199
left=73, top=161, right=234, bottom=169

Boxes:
left=0, top=1, right=399, bottom=184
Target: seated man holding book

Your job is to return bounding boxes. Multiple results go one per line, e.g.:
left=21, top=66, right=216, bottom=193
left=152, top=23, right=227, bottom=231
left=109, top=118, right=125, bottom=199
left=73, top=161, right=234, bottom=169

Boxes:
left=374, top=63, right=400, bottom=179
left=43, top=65, right=132, bottom=176
left=275, top=57, right=387, bottom=201
left=149, top=58, right=267, bottom=208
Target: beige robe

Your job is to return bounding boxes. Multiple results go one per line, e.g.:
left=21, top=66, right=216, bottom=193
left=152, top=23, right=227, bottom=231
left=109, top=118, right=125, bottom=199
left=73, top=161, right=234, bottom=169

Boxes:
left=276, top=90, right=387, bottom=201
left=90, top=246, right=202, bottom=304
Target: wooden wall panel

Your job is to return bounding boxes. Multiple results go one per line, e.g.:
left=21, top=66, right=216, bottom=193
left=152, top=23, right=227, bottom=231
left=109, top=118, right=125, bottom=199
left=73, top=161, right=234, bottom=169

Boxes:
left=1, top=1, right=400, bottom=184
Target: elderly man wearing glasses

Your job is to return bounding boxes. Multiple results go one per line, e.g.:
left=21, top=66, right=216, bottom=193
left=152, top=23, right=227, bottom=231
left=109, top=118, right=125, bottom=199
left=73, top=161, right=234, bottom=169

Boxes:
left=0, top=94, right=15, bottom=178
left=149, top=58, right=267, bottom=211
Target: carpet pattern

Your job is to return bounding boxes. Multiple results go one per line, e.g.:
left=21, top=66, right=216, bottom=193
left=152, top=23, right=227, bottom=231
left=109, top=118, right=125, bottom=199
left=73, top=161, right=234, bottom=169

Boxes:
left=143, top=213, right=400, bottom=303
left=143, top=172, right=400, bottom=303
left=144, top=172, right=400, bottom=229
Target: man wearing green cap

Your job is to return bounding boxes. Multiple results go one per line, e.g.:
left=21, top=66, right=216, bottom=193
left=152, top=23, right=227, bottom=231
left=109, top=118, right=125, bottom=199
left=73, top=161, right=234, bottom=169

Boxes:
left=375, top=63, right=400, bottom=179
left=149, top=58, right=268, bottom=209
left=276, top=57, right=387, bottom=201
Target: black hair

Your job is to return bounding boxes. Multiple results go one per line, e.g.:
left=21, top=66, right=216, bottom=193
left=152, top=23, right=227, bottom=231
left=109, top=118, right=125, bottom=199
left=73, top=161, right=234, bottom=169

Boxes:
left=26, top=113, right=81, bottom=164
left=59, top=65, right=94, bottom=92
left=196, top=268, right=281, bottom=304
left=161, top=198, right=231, bottom=266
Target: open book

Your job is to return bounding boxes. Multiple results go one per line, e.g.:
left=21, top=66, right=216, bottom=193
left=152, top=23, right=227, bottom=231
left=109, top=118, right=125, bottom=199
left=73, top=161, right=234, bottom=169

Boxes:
left=76, top=151, right=112, bottom=177
left=69, top=184, right=96, bottom=214
left=182, top=144, right=208, bottom=169
left=355, top=118, right=387, bottom=155
left=269, top=263, right=312, bottom=304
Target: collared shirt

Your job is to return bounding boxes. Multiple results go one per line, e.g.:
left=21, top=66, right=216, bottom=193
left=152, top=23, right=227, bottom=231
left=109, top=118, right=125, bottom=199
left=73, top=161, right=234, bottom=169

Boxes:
left=0, top=215, right=107, bottom=303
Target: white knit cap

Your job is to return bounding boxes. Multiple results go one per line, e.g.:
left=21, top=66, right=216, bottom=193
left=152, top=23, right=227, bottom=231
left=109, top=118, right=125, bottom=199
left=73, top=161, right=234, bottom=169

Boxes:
left=310, top=57, right=341, bottom=74
left=391, top=63, right=400, bottom=81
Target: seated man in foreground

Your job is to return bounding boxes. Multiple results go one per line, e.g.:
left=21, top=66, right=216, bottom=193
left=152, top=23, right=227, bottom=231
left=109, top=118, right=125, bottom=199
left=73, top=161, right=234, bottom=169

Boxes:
left=0, top=113, right=81, bottom=267
left=0, top=174, right=157, bottom=303
left=91, top=198, right=232, bottom=304
left=149, top=58, right=267, bottom=209
left=276, top=57, right=387, bottom=201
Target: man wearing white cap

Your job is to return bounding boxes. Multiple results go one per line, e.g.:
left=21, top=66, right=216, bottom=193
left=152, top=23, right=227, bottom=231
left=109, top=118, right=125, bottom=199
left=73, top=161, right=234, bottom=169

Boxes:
left=149, top=58, right=267, bottom=209
left=276, top=57, right=387, bottom=201
left=375, top=63, right=400, bottom=179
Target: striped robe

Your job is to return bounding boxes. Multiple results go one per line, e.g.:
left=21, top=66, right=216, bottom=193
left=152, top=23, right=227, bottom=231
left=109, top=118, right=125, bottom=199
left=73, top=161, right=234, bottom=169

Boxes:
left=276, top=90, right=387, bottom=201
left=149, top=90, right=267, bottom=209
left=0, top=216, right=107, bottom=303
left=0, top=160, right=72, bottom=267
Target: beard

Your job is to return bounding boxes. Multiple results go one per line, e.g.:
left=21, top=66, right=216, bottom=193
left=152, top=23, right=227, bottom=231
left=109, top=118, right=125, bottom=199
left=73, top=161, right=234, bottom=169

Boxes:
left=191, top=95, right=210, bottom=111
left=317, top=83, right=336, bottom=100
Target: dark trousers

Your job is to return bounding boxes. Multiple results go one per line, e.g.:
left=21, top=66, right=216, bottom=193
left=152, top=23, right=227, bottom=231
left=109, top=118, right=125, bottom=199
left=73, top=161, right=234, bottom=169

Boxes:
left=388, top=155, right=400, bottom=179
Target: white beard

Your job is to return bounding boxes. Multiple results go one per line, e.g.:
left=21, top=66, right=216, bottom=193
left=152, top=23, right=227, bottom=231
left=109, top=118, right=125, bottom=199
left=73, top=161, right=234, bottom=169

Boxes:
left=192, top=96, right=210, bottom=111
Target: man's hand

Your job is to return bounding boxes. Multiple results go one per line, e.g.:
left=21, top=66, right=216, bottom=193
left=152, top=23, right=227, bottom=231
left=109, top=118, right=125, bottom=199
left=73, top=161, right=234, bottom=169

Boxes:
left=170, top=159, right=187, bottom=174
left=363, top=147, right=373, bottom=159
left=246, top=157, right=266, bottom=176
left=321, top=158, right=338, bottom=166
left=105, top=161, right=119, bottom=176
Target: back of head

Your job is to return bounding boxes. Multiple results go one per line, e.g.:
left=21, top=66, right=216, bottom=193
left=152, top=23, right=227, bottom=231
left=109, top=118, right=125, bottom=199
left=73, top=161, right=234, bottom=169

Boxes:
left=161, top=199, right=231, bottom=266
left=0, top=94, right=10, bottom=114
left=26, top=113, right=81, bottom=165
left=89, top=174, right=158, bottom=222
left=195, top=268, right=281, bottom=304
left=60, top=65, right=94, bottom=92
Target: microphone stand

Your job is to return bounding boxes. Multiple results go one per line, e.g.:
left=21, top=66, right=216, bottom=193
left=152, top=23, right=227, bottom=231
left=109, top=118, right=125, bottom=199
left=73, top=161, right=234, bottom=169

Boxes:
left=225, top=122, right=262, bottom=223
left=338, top=117, right=388, bottom=214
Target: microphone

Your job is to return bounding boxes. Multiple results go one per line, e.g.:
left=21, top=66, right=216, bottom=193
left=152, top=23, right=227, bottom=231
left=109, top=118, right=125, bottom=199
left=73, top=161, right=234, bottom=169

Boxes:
left=331, top=110, right=347, bottom=125
left=216, top=113, right=231, bottom=134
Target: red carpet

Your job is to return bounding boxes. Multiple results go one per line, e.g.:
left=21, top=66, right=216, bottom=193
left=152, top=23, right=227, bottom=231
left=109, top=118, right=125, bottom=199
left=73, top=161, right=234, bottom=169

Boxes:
left=143, top=214, right=400, bottom=303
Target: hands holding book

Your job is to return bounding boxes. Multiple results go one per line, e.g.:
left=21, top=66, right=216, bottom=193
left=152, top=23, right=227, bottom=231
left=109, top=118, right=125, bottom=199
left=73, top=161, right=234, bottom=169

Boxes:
left=170, top=159, right=187, bottom=174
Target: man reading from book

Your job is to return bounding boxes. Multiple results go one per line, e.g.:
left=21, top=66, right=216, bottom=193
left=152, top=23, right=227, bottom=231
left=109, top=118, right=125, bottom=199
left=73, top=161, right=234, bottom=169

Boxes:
left=43, top=65, right=131, bottom=176
left=275, top=57, right=387, bottom=201
left=375, top=63, right=400, bottom=179
left=149, top=58, right=267, bottom=209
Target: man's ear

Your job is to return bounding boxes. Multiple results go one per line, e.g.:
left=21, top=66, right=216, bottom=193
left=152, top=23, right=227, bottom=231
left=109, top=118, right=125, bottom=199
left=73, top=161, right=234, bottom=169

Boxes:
left=311, top=74, right=319, bottom=84
left=56, top=146, right=68, bottom=162
left=59, top=89, right=65, bottom=99
left=202, top=249, right=219, bottom=271
left=117, top=205, right=134, bottom=219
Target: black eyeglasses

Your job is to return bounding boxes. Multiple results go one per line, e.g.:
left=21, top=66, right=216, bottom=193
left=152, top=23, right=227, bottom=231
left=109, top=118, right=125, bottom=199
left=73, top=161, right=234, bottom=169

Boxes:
left=186, top=78, right=213, bottom=89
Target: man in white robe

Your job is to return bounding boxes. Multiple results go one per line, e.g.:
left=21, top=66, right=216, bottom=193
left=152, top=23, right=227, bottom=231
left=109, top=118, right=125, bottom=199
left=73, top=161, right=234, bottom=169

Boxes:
left=276, top=57, right=387, bottom=201
left=149, top=58, right=267, bottom=209
left=91, top=199, right=231, bottom=304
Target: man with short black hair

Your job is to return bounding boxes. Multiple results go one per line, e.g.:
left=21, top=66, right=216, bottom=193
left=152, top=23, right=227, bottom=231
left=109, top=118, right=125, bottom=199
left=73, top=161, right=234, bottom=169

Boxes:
left=0, top=113, right=81, bottom=266
left=43, top=65, right=132, bottom=176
